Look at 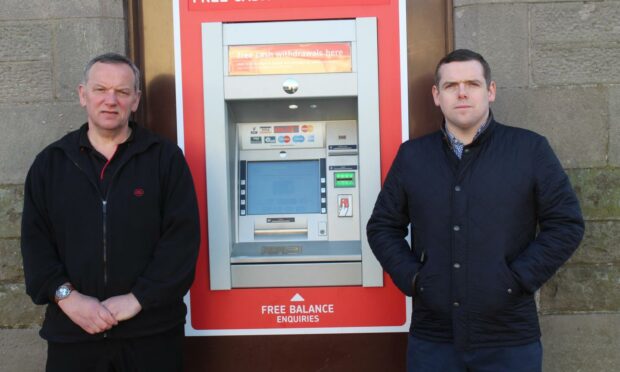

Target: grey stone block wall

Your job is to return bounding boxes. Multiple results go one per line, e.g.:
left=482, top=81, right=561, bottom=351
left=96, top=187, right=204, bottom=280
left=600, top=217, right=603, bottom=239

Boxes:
left=0, top=1, right=126, bottom=370
left=455, top=0, right=620, bottom=371
left=531, top=2, right=620, bottom=86
left=541, top=314, right=620, bottom=372
left=610, top=85, right=620, bottom=166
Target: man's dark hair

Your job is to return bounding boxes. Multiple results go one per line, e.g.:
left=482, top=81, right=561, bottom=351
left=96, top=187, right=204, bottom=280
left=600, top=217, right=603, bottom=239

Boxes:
left=82, top=52, right=141, bottom=92
left=434, top=49, right=492, bottom=87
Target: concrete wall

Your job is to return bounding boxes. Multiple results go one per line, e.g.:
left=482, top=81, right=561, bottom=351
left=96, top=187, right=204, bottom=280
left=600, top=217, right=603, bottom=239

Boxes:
left=454, top=0, right=620, bottom=370
left=0, top=1, right=126, bottom=371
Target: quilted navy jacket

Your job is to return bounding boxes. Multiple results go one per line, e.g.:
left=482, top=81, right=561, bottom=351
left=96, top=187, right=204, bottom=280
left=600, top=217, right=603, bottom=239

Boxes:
left=367, top=119, right=584, bottom=350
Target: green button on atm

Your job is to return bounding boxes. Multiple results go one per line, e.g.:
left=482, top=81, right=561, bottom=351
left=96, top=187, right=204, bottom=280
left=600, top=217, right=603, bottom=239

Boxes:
left=334, top=172, right=356, bottom=188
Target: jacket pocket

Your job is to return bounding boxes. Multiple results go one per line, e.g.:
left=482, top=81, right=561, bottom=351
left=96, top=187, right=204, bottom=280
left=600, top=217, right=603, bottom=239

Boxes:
left=415, top=268, right=451, bottom=316
left=469, top=261, right=523, bottom=315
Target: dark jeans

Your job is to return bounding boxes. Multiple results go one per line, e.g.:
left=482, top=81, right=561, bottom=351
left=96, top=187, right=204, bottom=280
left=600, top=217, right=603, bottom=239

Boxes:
left=407, top=334, right=542, bottom=372
left=46, top=325, right=184, bottom=372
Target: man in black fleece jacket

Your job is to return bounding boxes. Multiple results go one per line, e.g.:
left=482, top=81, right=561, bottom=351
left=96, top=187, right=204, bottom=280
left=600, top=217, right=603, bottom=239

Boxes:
left=21, top=53, right=200, bottom=371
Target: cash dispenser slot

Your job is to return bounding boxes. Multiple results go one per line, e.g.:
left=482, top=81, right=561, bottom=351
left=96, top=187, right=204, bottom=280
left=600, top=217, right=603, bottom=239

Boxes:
left=254, top=217, right=309, bottom=237
left=254, top=229, right=309, bottom=236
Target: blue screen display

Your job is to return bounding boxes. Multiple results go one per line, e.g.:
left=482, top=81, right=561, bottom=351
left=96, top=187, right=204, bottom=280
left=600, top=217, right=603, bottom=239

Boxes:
left=246, top=160, right=321, bottom=215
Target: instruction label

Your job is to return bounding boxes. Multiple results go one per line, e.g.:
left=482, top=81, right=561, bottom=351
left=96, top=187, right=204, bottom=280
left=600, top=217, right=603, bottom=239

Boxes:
left=260, top=294, right=335, bottom=324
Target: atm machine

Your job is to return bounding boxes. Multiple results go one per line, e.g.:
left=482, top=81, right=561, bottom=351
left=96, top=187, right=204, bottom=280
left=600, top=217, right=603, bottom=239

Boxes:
left=202, top=19, right=383, bottom=290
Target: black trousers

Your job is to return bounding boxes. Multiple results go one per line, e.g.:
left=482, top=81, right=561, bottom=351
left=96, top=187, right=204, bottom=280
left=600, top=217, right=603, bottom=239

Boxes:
left=46, top=325, right=184, bottom=372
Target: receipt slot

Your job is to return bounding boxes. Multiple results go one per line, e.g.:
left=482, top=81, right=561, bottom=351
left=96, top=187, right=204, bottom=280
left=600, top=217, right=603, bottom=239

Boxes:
left=203, top=19, right=383, bottom=289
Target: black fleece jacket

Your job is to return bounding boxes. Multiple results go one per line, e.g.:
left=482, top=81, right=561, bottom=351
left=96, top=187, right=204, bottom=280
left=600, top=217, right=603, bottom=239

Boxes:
left=21, top=122, right=200, bottom=342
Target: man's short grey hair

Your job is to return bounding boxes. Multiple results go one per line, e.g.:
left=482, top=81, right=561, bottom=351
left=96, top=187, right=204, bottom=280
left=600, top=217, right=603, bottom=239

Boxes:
left=82, top=52, right=141, bottom=92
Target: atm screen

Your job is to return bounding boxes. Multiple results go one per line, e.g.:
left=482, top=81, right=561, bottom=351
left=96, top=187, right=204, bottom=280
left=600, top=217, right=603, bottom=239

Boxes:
left=246, top=160, right=321, bottom=215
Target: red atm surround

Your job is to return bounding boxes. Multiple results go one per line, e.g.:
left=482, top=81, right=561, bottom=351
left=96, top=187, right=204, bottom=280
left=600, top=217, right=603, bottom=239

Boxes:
left=177, top=0, right=409, bottom=334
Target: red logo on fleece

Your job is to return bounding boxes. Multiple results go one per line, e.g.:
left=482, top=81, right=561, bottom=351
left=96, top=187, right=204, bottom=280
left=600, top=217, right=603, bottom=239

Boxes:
left=133, top=188, right=145, bottom=197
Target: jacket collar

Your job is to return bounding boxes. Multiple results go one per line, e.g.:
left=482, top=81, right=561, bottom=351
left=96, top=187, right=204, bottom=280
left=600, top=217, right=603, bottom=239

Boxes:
left=51, top=121, right=160, bottom=163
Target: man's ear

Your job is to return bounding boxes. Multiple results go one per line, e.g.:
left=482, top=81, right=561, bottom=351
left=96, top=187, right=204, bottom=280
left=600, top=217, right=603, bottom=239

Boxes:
left=131, top=90, right=142, bottom=112
left=487, top=81, right=497, bottom=103
left=78, top=84, right=87, bottom=107
left=432, top=85, right=440, bottom=107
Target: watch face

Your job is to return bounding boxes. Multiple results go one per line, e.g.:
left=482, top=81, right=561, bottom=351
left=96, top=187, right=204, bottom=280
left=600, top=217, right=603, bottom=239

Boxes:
left=56, top=285, right=72, bottom=300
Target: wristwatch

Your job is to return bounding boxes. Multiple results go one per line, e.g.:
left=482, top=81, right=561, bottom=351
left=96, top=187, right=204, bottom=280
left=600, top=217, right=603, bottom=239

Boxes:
left=54, top=283, right=74, bottom=303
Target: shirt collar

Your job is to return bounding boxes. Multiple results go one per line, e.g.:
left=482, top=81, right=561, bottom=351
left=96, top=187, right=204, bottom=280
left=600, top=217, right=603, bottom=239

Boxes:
left=443, top=110, right=494, bottom=147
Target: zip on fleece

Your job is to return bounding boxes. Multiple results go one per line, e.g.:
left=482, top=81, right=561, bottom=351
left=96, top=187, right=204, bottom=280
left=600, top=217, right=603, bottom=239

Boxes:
left=70, top=151, right=131, bottom=294
left=102, top=200, right=108, bottom=286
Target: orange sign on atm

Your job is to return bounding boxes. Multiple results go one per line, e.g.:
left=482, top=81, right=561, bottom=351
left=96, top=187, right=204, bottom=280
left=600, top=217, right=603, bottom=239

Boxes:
left=228, top=42, right=352, bottom=76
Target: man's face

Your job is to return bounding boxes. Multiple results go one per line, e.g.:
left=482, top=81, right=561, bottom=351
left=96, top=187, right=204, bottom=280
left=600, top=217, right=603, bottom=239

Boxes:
left=78, top=62, right=141, bottom=133
left=432, top=60, right=496, bottom=132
